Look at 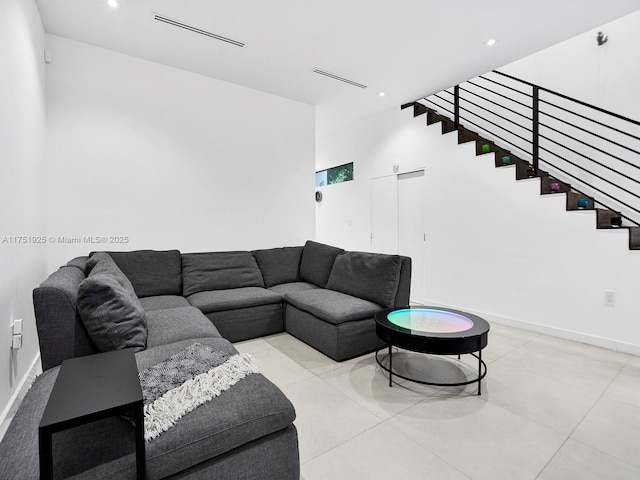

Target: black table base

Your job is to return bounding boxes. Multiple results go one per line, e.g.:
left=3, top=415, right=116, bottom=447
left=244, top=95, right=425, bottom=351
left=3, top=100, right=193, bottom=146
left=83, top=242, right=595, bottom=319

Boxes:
left=375, top=345, right=488, bottom=395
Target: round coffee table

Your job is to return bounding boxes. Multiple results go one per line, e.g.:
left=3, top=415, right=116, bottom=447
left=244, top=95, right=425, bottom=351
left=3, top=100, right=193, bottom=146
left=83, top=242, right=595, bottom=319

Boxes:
left=375, top=306, right=490, bottom=395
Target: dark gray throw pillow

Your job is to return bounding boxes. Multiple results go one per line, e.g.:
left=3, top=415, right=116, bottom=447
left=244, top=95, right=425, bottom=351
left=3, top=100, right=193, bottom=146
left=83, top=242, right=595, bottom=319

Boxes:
left=299, top=241, right=344, bottom=288
left=77, top=255, right=147, bottom=352
left=182, top=251, right=265, bottom=297
left=84, top=251, right=113, bottom=275
left=253, top=247, right=303, bottom=288
left=85, top=252, right=140, bottom=296
left=326, top=251, right=402, bottom=308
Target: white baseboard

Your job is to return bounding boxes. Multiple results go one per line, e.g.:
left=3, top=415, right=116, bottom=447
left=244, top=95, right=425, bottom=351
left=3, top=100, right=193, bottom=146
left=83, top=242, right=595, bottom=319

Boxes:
left=0, top=353, right=41, bottom=434
left=420, top=301, right=640, bottom=357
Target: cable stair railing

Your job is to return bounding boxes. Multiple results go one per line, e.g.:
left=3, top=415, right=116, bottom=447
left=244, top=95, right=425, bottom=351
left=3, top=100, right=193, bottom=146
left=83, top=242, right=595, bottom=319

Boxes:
left=402, top=70, right=640, bottom=251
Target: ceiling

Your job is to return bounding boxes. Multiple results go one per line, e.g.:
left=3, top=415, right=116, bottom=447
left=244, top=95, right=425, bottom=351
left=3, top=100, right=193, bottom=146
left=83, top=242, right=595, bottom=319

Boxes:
left=36, top=0, right=640, bottom=132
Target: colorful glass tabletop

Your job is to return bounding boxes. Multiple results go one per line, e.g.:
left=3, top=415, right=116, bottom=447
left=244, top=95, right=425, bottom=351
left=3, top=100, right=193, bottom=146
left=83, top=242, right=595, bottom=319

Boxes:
left=387, top=308, right=474, bottom=334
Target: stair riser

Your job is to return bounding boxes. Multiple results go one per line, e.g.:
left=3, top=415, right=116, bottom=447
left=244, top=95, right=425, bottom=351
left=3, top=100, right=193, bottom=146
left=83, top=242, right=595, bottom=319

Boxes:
left=596, top=210, right=623, bottom=229
left=566, top=193, right=595, bottom=211
left=413, top=103, right=428, bottom=117
left=630, top=228, right=640, bottom=250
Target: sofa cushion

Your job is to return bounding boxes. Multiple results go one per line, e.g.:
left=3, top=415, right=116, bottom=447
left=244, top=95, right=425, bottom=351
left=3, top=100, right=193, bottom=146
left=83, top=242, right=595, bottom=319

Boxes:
left=253, top=247, right=303, bottom=288
left=284, top=289, right=382, bottom=325
left=139, top=295, right=190, bottom=312
left=182, top=252, right=265, bottom=296
left=77, top=254, right=147, bottom=352
left=299, top=240, right=344, bottom=288
left=187, top=287, right=282, bottom=314
left=268, top=282, right=321, bottom=296
left=326, top=251, right=402, bottom=308
left=146, top=306, right=221, bottom=348
left=103, top=250, right=183, bottom=298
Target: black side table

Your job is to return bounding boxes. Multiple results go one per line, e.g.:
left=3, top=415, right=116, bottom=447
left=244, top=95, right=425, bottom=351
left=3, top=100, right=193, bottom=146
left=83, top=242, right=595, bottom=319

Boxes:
left=39, top=349, right=145, bottom=479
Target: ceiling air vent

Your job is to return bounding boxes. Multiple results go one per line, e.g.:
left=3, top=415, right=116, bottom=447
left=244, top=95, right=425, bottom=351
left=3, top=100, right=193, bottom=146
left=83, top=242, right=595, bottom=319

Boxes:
left=153, top=13, right=245, bottom=47
left=313, top=68, right=368, bottom=89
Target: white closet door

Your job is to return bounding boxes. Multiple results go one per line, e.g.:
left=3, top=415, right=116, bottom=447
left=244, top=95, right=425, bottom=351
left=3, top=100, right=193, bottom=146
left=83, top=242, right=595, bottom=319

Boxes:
left=398, top=170, right=425, bottom=304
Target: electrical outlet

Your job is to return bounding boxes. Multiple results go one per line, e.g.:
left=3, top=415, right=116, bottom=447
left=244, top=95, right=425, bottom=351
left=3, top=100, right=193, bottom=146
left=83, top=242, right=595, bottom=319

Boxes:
left=12, top=334, right=22, bottom=349
left=604, top=291, right=615, bottom=307
left=12, top=318, right=23, bottom=335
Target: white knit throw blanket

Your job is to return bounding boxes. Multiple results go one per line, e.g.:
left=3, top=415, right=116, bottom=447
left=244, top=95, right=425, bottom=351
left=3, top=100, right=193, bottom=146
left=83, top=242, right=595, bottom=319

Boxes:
left=141, top=346, right=261, bottom=441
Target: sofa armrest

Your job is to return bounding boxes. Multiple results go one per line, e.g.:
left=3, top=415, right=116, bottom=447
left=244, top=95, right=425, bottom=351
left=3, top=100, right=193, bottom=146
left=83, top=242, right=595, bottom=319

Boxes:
left=33, top=266, right=96, bottom=370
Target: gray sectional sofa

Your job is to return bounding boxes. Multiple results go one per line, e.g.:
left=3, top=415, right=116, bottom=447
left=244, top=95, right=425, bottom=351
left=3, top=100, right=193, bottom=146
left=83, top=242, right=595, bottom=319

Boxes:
left=0, top=240, right=410, bottom=479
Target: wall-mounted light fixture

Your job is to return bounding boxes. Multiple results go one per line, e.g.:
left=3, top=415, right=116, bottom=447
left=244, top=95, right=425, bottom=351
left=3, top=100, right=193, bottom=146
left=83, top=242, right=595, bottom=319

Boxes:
left=597, top=31, right=608, bottom=46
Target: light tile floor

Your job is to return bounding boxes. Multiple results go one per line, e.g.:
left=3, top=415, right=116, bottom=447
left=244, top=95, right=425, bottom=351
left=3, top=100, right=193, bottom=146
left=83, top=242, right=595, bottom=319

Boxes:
left=234, top=323, right=640, bottom=480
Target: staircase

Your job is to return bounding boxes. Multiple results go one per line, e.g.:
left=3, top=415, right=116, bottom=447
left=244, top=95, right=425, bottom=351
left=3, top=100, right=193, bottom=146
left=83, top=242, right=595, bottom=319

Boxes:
left=402, top=73, right=640, bottom=251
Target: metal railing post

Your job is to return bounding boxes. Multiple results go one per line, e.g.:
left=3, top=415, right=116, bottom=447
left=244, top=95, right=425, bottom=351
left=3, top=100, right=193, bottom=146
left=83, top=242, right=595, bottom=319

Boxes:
left=532, top=85, right=539, bottom=174
left=454, top=85, right=460, bottom=129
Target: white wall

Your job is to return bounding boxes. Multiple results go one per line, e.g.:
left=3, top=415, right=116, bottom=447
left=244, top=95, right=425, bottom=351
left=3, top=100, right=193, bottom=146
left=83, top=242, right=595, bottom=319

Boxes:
left=0, top=0, right=47, bottom=422
left=44, top=35, right=315, bottom=271
left=317, top=106, right=640, bottom=353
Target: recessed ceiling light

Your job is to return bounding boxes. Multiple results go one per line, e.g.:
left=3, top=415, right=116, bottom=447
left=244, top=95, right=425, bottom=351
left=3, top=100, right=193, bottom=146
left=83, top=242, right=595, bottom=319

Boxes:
left=378, top=92, right=386, bottom=97
left=486, top=38, right=498, bottom=46
left=107, top=0, right=119, bottom=8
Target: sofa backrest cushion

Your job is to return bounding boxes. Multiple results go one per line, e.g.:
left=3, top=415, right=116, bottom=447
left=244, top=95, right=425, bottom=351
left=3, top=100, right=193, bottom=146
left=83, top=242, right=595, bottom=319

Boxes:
left=253, top=247, right=303, bottom=288
left=97, top=250, right=183, bottom=298
left=326, top=251, right=402, bottom=308
left=77, top=253, right=148, bottom=352
left=394, top=256, right=412, bottom=307
left=299, top=241, right=344, bottom=288
left=182, top=251, right=265, bottom=296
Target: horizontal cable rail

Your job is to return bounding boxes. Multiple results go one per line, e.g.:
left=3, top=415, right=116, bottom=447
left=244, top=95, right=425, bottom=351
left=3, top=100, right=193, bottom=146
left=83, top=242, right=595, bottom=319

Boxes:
left=460, top=85, right=532, bottom=124
left=460, top=107, right=532, bottom=146
left=540, top=124, right=640, bottom=173
left=460, top=94, right=531, bottom=133
left=419, top=69, right=640, bottom=227
left=540, top=110, right=640, bottom=157
left=495, top=70, right=640, bottom=126
left=460, top=116, right=533, bottom=157
left=476, top=75, right=532, bottom=99
left=539, top=99, right=640, bottom=143
left=466, top=77, right=532, bottom=108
